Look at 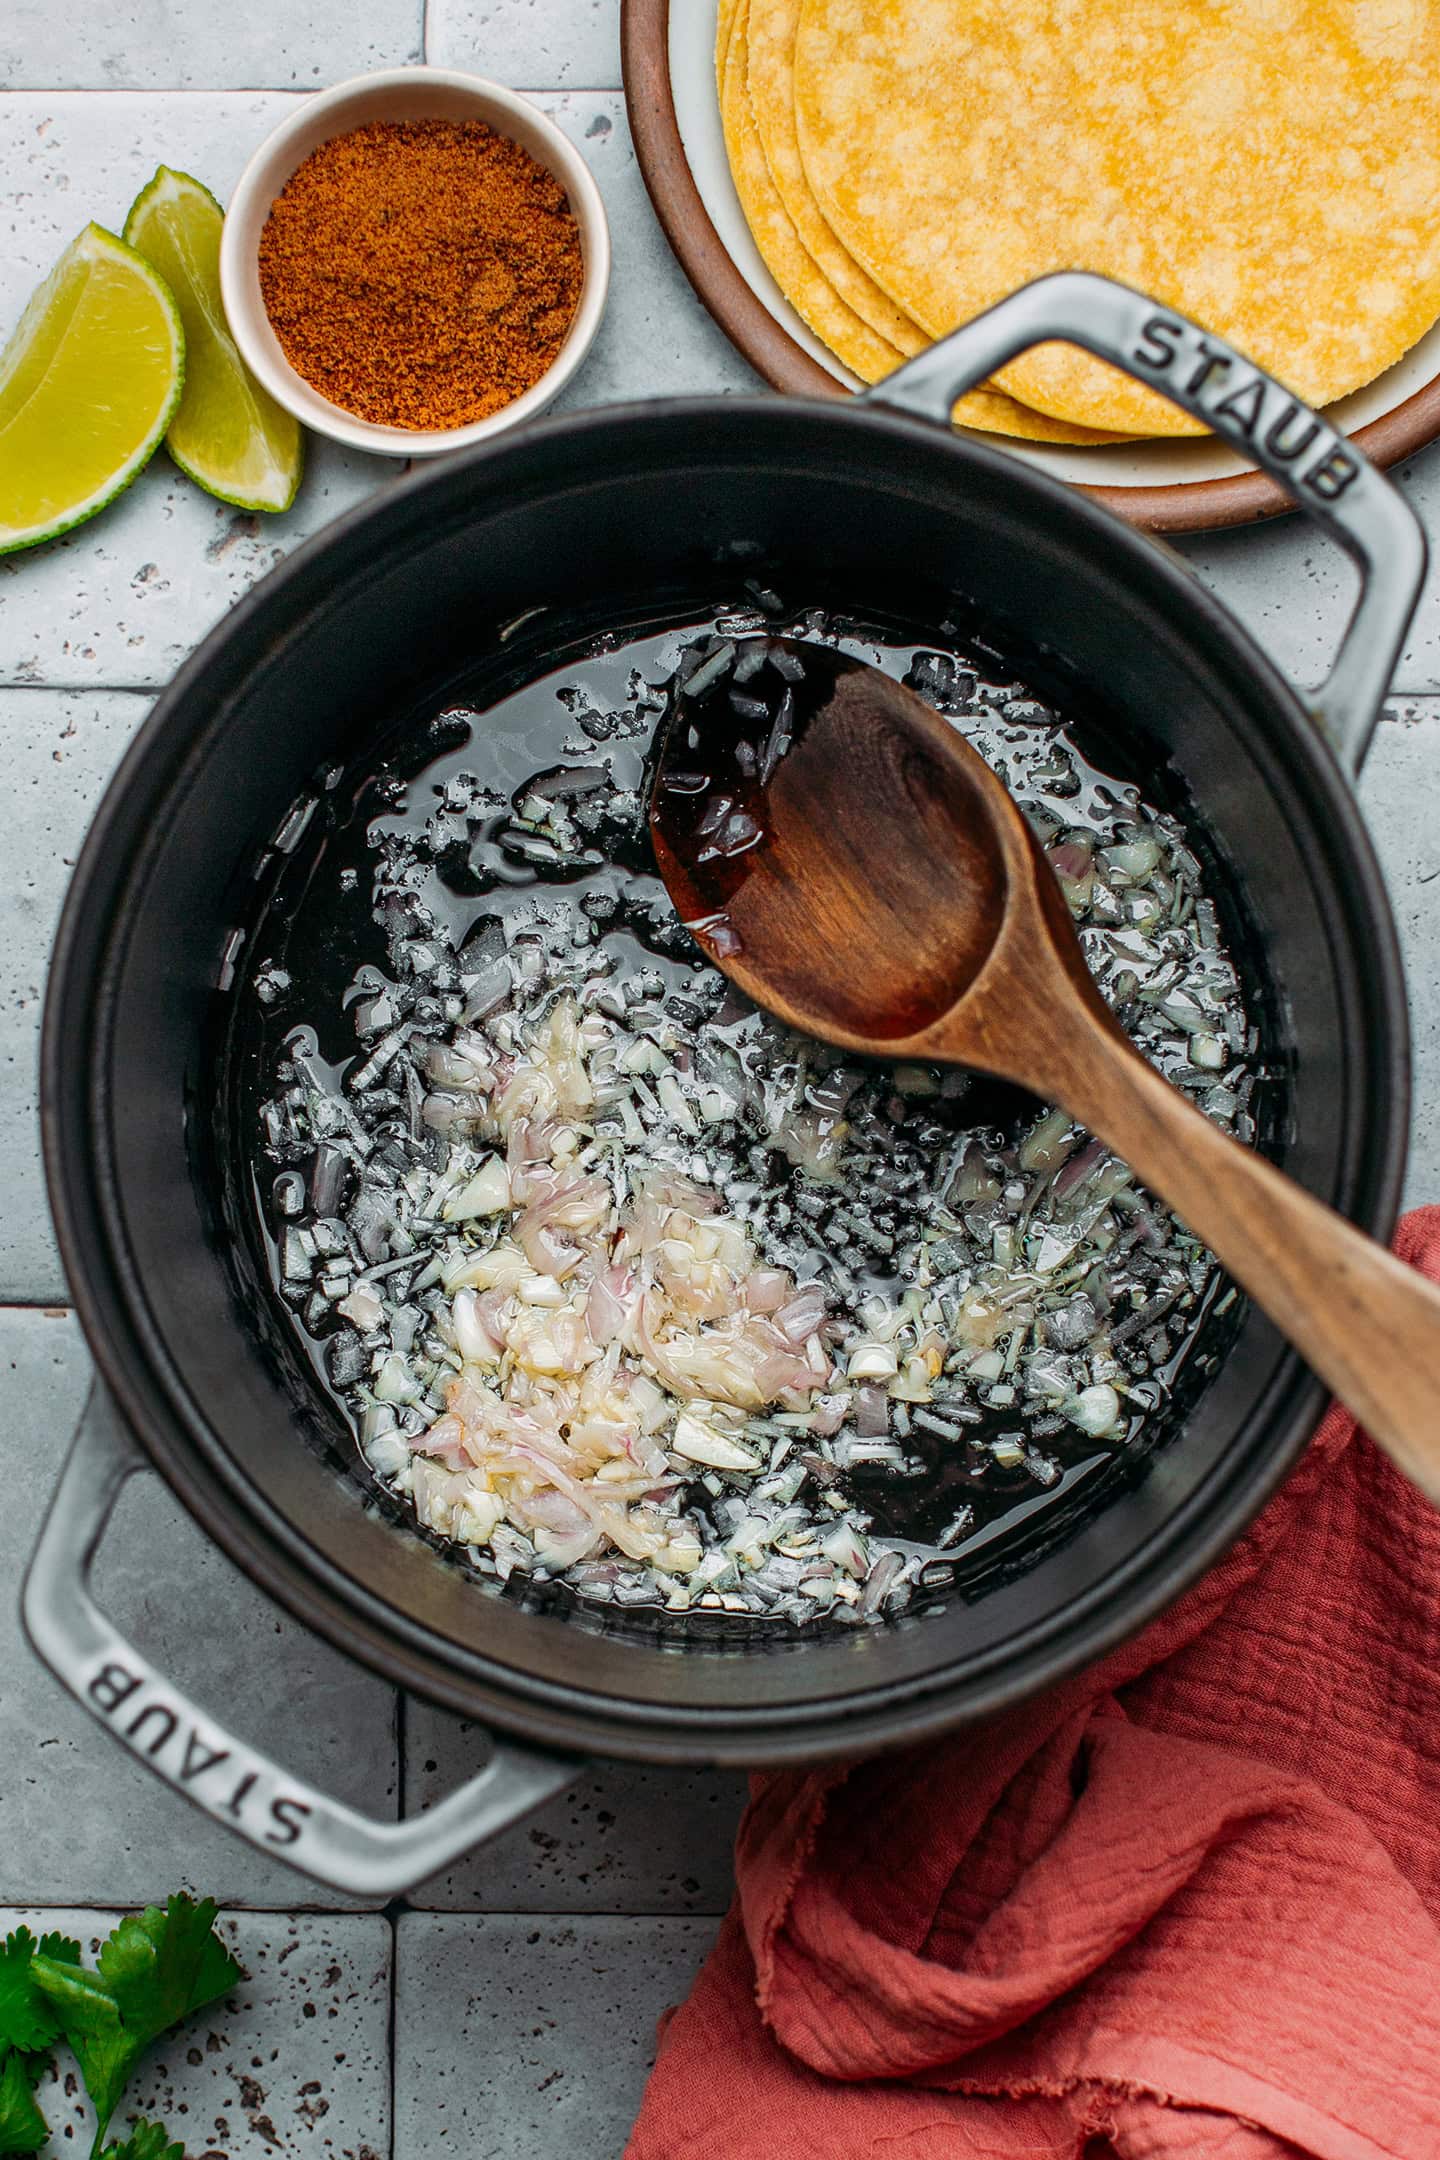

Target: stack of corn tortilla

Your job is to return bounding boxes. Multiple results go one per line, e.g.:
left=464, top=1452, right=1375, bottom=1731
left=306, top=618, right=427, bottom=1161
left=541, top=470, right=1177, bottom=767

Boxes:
left=720, top=0, right=1440, bottom=442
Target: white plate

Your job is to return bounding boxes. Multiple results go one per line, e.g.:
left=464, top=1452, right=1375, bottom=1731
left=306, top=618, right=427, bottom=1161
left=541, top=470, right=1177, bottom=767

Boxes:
left=667, top=0, right=1440, bottom=492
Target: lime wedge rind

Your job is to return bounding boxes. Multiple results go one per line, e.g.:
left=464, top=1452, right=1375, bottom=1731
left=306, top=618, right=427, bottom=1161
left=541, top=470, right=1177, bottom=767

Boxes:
left=164, top=411, right=303, bottom=517
left=0, top=222, right=184, bottom=557
left=124, top=165, right=304, bottom=516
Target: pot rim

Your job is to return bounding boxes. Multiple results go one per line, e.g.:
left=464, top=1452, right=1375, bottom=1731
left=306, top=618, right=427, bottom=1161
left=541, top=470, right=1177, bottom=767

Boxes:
left=40, top=394, right=1410, bottom=1761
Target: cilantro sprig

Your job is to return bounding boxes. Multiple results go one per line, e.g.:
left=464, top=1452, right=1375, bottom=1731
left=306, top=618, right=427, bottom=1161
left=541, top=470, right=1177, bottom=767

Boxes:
left=99, top=2126, right=186, bottom=2160
left=0, top=1927, right=80, bottom=2153
left=0, top=1900, right=241, bottom=2159
left=0, top=2051, right=50, bottom=2157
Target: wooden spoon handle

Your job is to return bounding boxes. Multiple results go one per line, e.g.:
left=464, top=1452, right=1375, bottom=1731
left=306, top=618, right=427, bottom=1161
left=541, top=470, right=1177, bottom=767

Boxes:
left=1047, top=1025, right=1440, bottom=1501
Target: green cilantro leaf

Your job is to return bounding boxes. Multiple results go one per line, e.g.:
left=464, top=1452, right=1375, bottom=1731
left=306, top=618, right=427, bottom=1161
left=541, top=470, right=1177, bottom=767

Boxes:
left=0, top=1927, right=82, bottom=2054
left=99, top=2121, right=187, bottom=2160
left=30, top=1953, right=131, bottom=2139
left=96, top=1899, right=241, bottom=2049
left=35, top=1935, right=84, bottom=1970
left=32, top=1898, right=240, bottom=2155
left=0, top=2049, right=49, bottom=2155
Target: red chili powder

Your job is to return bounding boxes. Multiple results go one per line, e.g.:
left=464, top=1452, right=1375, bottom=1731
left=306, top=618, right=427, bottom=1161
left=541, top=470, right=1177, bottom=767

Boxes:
left=257, top=118, right=585, bottom=430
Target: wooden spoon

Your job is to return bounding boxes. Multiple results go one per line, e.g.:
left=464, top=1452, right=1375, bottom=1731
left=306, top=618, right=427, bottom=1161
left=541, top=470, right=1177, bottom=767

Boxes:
left=650, top=636, right=1440, bottom=1502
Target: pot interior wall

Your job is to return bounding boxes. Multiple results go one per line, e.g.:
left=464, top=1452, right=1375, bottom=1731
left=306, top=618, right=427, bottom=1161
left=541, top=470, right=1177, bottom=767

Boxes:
left=57, top=404, right=1404, bottom=1749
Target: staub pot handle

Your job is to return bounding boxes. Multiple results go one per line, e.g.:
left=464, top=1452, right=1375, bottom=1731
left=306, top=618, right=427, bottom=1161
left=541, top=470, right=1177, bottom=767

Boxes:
left=862, top=269, right=1428, bottom=776
left=22, top=1388, right=580, bottom=1896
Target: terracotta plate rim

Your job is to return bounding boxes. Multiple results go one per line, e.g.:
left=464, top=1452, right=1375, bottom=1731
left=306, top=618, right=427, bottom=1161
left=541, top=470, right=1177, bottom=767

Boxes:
left=620, top=0, right=1440, bottom=536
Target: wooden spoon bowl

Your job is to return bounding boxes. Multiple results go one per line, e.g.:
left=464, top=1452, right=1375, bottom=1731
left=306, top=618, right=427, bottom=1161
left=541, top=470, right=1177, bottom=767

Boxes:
left=653, top=648, right=1014, bottom=1039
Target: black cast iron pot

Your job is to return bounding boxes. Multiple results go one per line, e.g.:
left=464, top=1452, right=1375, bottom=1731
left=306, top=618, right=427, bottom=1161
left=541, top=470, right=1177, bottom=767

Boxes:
left=23, top=276, right=1427, bottom=1894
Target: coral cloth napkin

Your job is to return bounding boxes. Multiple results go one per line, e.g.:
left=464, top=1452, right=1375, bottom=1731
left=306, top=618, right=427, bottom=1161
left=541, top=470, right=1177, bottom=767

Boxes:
left=627, top=1209, right=1440, bottom=2160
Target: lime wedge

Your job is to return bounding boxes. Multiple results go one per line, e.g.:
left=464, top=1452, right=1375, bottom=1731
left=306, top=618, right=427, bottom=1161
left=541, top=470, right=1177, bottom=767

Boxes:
left=0, top=223, right=184, bottom=556
left=125, top=166, right=303, bottom=514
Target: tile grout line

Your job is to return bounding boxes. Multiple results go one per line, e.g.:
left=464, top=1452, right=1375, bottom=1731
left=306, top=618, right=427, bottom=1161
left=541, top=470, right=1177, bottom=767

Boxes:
left=0, top=1899, right=731, bottom=1917
left=381, top=1908, right=734, bottom=1922
left=0, top=1900, right=392, bottom=1916
left=0, top=81, right=627, bottom=97
left=385, top=1902, right=401, bottom=2160
left=0, top=1909, right=734, bottom=1926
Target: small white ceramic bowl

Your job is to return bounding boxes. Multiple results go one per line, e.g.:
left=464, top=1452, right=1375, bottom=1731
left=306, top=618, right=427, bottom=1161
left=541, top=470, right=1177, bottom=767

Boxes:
left=219, top=68, right=611, bottom=458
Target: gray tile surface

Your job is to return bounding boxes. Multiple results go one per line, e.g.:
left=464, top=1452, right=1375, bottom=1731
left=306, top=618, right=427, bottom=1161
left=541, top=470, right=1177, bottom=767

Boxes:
left=1365, top=699, right=1440, bottom=1209
left=5, top=1907, right=391, bottom=2157
left=0, top=691, right=151, bottom=1300
left=542, top=95, right=757, bottom=412
left=0, top=0, right=423, bottom=89
left=0, top=1309, right=400, bottom=1907
left=427, top=0, right=621, bottom=85
left=394, top=1913, right=719, bottom=2157
left=407, top=1719, right=745, bottom=1911
left=0, top=88, right=432, bottom=694
left=0, top=434, right=392, bottom=694
left=0, top=90, right=755, bottom=694
left=1181, top=443, right=1440, bottom=696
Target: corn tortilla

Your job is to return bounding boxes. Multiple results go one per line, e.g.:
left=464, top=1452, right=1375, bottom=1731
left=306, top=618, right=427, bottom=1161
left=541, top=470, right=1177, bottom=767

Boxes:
left=746, top=0, right=927, bottom=355
left=723, top=8, right=909, bottom=380
left=793, top=0, right=1440, bottom=437
left=722, top=1, right=1130, bottom=441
